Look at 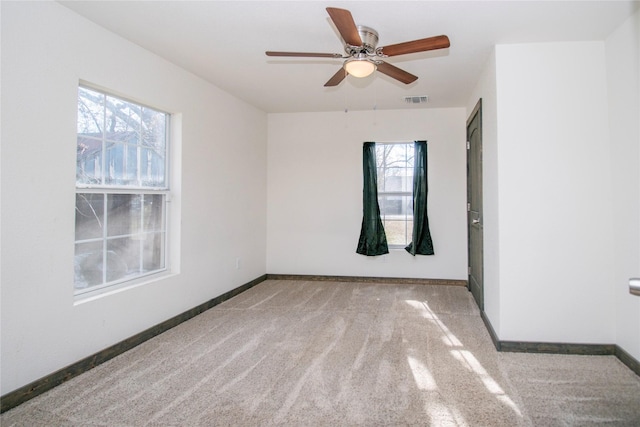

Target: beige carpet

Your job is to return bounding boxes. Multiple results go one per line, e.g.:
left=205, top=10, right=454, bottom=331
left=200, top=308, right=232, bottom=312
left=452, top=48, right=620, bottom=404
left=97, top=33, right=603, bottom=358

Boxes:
left=2, top=280, right=639, bottom=426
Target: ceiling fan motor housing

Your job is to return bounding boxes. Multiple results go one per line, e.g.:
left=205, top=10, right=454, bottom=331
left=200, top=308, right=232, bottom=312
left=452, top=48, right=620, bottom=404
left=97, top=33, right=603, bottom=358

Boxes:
left=347, top=25, right=379, bottom=55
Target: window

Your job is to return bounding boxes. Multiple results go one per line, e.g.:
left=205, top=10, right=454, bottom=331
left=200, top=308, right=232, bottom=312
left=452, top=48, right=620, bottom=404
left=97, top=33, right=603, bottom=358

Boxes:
left=357, top=140, right=433, bottom=256
left=376, top=143, right=414, bottom=247
left=75, top=86, right=169, bottom=295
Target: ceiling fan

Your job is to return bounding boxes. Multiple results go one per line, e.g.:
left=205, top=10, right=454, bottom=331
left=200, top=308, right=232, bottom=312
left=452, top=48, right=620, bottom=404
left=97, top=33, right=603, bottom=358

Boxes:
left=266, top=7, right=450, bottom=87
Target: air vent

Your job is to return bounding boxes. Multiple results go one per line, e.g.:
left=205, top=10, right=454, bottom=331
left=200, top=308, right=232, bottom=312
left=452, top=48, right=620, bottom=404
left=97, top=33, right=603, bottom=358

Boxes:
left=403, top=96, right=429, bottom=104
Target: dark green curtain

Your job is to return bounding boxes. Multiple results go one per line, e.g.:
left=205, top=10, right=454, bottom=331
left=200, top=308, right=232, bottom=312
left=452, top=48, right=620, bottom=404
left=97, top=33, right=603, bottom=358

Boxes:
left=405, top=141, right=435, bottom=255
left=356, top=142, right=389, bottom=256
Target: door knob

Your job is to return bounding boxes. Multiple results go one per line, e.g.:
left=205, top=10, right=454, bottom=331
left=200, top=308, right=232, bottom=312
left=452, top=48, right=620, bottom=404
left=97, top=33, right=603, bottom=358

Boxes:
left=472, top=218, right=480, bottom=224
left=630, top=278, right=640, bottom=296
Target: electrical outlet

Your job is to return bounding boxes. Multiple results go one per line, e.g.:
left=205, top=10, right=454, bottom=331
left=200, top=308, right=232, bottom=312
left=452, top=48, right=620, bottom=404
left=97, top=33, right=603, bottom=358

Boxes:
left=235, top=257, right=241, bottom=270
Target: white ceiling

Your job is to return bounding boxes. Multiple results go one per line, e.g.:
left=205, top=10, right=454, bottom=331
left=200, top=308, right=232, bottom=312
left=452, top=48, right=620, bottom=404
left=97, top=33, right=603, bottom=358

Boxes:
left=59, top=1, right=639, bottom=113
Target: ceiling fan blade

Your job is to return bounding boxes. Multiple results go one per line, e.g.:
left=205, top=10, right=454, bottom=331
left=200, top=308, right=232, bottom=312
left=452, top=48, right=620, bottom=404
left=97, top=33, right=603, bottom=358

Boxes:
left=266, top=51, right=343, bottom=58
left=324, top=68, right=348, bottom=87
left=376, top=61, right=418, bottom=84
left=326, top=7, right=362, bottom=46
left=380, top=35, right=450, bottom=57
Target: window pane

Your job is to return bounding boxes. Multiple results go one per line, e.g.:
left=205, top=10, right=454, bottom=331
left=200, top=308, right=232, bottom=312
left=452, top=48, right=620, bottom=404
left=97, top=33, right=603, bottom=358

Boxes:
left=406, top=197, right=414, bottom=217
left=141, top=107, right=166, bottom=187
left=74, top=241, right=104, bottom=289
left=406, top=146, right=415, bottom=168
left=140, top=147, right=165, bottom=187
left=125, top=144, right=139, bottom=186
left=105, top=143, right=124, bottom=185
left=383, top=220, right=409, bottom=246
left=77, top=88, right=104, bottom=135
left=106, top=238, right=138, bottom=282
left=377, top=144, right=415, bottom=193
left=383, top=168, right=405, bottom=192
left=385, top=144, right=405, bottom=161
left=75, top=193, right=104, bottom=240
left=143, top=194, right=164, bottom=232
left=383, top=166, right=412, bottom=192
left=143, top=232, right=165, bottom=272
left=107, top=194, right=143, bottom=237
left=104, top=143, right=139, bottom=186
left=142, top=108, right=166, bottom=147
left=77, top=87, right=168, bottom=189
left=379, top=194, right=413, bottom=246
left=77, top=86, right=105, bottom=186
left=404, top=170, right=414, bottom=192
left=382, top=217, right=413, bottom=246
left=77, top=136, right=103, bottom=185
left=105, top=96, right=141, bottom=144
left=379, top=195, right=409, bottom=216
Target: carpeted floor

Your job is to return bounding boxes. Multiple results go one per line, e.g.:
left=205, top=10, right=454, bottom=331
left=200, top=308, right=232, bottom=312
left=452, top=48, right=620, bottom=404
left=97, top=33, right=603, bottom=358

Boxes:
left=2, top=280, right=639, bottom=426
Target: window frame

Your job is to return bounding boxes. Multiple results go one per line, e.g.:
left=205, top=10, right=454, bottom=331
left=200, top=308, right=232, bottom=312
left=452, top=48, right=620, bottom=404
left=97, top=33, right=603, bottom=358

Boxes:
left=74, top=84, right=171, bottom=297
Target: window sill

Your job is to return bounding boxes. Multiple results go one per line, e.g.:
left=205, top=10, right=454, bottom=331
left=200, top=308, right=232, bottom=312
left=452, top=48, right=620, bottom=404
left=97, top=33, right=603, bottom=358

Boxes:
left=73, top=270, right=178, bottom=305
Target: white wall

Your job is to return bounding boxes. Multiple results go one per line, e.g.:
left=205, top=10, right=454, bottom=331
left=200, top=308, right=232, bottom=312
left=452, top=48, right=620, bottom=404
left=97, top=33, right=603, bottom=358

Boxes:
left=467, top=29, right=639, bottom=355
left=606, top=10, right=640, bottom=361
left=469, top=18, right=640, bottom=354
left=494, top=42, right=615, bottom=343
left=466, top=49, right=501, bottom=335
left=267, top=109, right=468, bottom=280
left=1, top=2, right=267, bottom=395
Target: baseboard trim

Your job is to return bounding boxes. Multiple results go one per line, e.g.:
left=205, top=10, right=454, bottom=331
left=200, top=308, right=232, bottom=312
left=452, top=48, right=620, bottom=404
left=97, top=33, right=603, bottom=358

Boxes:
left=499, top=341, right=616, bottom=355
left=0, top=274, right=268, bottom=414
left=480, top=310, right=501, bottom=351
left=266, top=273, right=467, bottom=287
left=479, top=309, right=639, bottom=377
left=615, top=344, right=640, bottom=376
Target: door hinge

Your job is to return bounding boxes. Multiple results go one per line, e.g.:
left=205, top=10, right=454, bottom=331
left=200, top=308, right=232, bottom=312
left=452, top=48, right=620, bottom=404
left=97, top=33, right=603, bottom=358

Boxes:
left=466, top=140, right=470, bottom=149
left=468, top=266, right=472, bottom=275
left=467, top=202, right=471, bottom=211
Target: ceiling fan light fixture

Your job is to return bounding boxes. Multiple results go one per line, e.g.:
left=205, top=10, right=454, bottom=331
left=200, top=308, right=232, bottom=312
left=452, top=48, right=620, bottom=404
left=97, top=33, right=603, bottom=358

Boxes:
left=344, top=58, right=376, bottom=78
